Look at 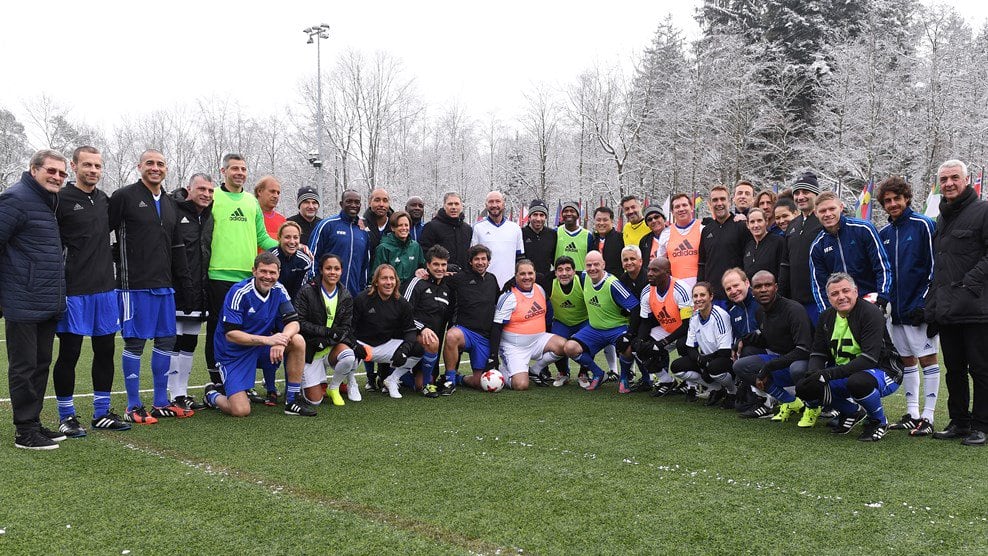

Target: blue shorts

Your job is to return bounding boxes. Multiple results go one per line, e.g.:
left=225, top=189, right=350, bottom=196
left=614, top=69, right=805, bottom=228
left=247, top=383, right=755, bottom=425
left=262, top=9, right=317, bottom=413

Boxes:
left=455, top=325, right=491, bottom=371
left=119, top=289, right=176, bottom=339
left=829, top=369, right=900, bottom=400
left=551, top=320, right=586, bottom=340
left=572, top=324, right=627, bottom=356
left=217, top=346, right=279, bottom=396
left=57, top=291, right=121, bottom=336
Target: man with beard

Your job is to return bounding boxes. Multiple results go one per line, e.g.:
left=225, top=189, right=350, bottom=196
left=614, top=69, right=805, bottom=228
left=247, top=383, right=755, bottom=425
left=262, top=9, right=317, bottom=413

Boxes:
left=472, top=190, right=524, bottom=288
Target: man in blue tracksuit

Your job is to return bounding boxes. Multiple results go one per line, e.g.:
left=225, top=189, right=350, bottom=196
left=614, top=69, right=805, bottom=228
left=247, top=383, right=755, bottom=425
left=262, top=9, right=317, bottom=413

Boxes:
left=808, top=191, right=892, bottom=313
left=309, top=189, right=370, bottom=297
left=877, top=177, right=940, bottom=436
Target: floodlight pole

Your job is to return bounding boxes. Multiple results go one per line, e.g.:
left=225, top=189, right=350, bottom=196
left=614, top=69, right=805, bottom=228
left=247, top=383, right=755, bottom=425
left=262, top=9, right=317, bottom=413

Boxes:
left=304, top=23, right=331, bottom=213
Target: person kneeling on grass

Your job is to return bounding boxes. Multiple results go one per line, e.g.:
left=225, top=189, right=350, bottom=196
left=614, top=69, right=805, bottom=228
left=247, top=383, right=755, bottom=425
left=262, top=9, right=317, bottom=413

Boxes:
left=295, top=253, right=359, bottom=407
left=352, top=264, right=423, bottom=399
left=670, top=282, right=736, bottom=406
left=633, top=256, right=692, bottom=397
left=794, top=273, right=904, bottom=441
left=204, top=252, right=314, bottom=417
left=562, top=251, right=639, bottom=391
left=487, top=260, right=566, bottom=390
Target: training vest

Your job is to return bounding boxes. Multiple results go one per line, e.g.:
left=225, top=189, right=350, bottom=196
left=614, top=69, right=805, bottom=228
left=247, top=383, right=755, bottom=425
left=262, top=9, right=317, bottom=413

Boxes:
left=313, top=286, right=340, bottom=359
left=830, top=314, right=861, bottom=365
left=648, top=278, right=686, bottom=334
left=556, top=227, right=590, bottom=270
left=551, top=277, right=588, bottom=326
left=623, top=218, right=650, bottom=249
left=504, top=287, right=548, bottom=335
left=666, top=222, right=701, bottom=281
left=210, top=189, right=268, bottom=281
left=585, top=274, right=628, bottom=330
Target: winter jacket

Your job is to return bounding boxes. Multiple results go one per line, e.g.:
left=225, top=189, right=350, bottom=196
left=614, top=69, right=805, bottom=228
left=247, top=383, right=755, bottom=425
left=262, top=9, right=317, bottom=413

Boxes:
left=403, top=274, right=454, bottom=335
left=362, top=207, right=394, bottom=257
left=372, top=233, right=425, bottom=286
left=697, top=217, right=750, bottom=299
left=419, top=208, right=472, bottom=272
left=309, top=210, right=371, bottom=297
left=878, top=207, right=935, bottom=325
left=926, top=186, right=988, bottom=325
left=173, top=191, right=213, bottom=315
left=57, top=183, right=114, bottom=296
left=351, top=289, right=417, bottom=347
left=780, top=213, right=823, bottom=304
left=448, top=266, right=500, bottom=335
left=272, top=247, right=313, bottom=301
left=522, top=224, right=557, bottom=277
left=109, top=180, right=192, bottom=297
left=808, top=215, right=892, bottom=312
left=727, top=289, right=759, bottom=342
left=287, top=213, right=321, bottom=247
left=294, top=282, right=355, bottom=363
left=0, top=171, right=65, bottom=322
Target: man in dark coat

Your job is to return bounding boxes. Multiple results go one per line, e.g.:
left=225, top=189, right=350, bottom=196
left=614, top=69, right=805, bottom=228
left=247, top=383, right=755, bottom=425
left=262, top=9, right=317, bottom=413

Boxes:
left=420, top=192, right=472, bottom=272
left=0, top=150, right=68, bottom=450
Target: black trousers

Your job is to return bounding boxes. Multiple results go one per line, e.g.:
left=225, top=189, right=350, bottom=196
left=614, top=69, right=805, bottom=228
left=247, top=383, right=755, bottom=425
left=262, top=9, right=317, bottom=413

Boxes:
left=6, top=318, right=58, bottom=433
left=206, top=279, right=237, bottom=378
left=939, top=323, right=988, bottom=432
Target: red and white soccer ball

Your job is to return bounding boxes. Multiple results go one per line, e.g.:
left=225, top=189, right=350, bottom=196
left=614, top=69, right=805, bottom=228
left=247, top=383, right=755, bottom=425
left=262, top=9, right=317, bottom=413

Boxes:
left=480, top=369, right=505, bottom=393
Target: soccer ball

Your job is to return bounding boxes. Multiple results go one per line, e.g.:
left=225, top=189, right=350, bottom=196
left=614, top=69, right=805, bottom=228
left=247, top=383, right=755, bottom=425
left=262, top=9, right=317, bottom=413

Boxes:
left=480, top=370, right=505, bottom=393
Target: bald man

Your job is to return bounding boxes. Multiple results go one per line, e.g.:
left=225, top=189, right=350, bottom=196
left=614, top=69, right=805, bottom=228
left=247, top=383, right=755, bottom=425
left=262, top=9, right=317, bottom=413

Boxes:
left=364, top=188, right=394, bottom=261
left=562, top=251, right=640, bottom=391
left=405, top=196, right=426, bottom=241
left=471, top=190, right=524, bottom=288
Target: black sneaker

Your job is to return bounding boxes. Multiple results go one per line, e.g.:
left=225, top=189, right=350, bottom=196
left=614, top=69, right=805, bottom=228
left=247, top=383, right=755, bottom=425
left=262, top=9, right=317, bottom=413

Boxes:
left=92, top=411, right=132, bottom=431
left=58, top=415, right=87, bottom=438
left=858, top=419, right=889, bottom=442
left=720, top=393, right=737, bottom=410
left=651, top=382, right=677, bottom=397
left=684, top=387, right=698, bottom=403
left=441, top=380, right=457, bottom=396
left=832, top=408, right=867, bottom=434
left=285, top=399, right=317, bottom=417
left=932, top=422, right=972, bottom=440
left=909, top=418, right=934, bottom=437
left=705, top=389, right=727, bottom=407
left=672, top=381, right=690, bottom=395
left=739, top=405, right=774, bottom=419
left=421, top=384, right=439, bottom=398
left=40, top=426, right=67, bottom=442
left=889, top=413, right=918, bottom=431
left=246, top=389, right=267, bottom=405
left=202, top=383, right=219, bottom=408
left=264, top=390, right=279, bottom=407
left=14, top=430, right=59, bottom=450
left=365, top=380, right=379, bottom=393
left=174, top=395, right=207, bottom=411
left=605, top=370, right=620, bottom=383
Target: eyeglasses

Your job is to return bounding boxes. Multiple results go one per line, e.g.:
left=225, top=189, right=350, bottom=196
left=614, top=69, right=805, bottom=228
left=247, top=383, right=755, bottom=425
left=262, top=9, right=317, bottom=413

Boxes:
left=645, top=214, right=662, bottom=222
left=40, top=166, right=69, bottom=178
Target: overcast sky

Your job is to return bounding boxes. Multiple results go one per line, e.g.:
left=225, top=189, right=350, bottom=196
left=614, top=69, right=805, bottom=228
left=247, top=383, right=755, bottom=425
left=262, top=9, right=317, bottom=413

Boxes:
left=2, top=0, right=986, bottom=140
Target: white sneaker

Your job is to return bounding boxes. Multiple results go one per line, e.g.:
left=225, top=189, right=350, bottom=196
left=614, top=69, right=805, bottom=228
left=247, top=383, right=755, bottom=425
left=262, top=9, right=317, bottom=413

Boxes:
left=577, top=373, right=591, bottom=389
left=347, top=374, right=363, bottom=402
left=383, top=377, right=402, bottom=399
left=552, top=374, right=570, bottom=387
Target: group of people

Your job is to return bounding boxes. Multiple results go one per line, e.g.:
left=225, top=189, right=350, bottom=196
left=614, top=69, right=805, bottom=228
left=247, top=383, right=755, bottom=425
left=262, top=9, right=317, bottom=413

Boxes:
left=2, top=147, right=986, bottom=450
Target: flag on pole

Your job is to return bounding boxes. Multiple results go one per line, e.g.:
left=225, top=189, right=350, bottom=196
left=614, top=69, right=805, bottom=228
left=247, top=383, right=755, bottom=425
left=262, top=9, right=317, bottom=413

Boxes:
left=924, top=181, right=941, bottom=218
left=693, top=195, right=705, bottom=218
left=854, top=180, right=874, bottom=220
left=555, top=200, right=562, bottom=226
left=661, top=195, right=671, bottom=221
left=975, top=169, right=983, bottom=198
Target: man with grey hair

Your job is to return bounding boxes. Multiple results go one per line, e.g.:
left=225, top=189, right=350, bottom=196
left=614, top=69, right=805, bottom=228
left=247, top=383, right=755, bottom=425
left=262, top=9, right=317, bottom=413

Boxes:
left=420, top=191, right=473, bottom=272
left=0, top=150, right=69, bottom=449
left=926, top=159, right=988, bottom=446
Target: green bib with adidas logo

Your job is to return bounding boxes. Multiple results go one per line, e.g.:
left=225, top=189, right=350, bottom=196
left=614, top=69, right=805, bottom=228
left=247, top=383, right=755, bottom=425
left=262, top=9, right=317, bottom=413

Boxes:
left=584, top=274, right=628, bottom=329
left=210, top=189, right=267, bottom=281
left=556, top=227, right=590, bottom=270
left=829, top=314, right=861, bottom=365
left=551, top=277, right=588, bottom=326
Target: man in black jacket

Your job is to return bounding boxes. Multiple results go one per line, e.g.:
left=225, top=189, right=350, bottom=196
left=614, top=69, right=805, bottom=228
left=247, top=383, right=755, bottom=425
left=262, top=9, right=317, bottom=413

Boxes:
left=287, top=186, right=321, bottom=247
left=420, top=192, right=472, bottom=272
left=0, top=150, right=68, bottom=450
left=733, top=270, right=813, bottom=419
left=403, top=245, right=454, bottom=396
left=109, top=149, right=194, bottom=425
left=168, top=173, right=214, bottom=411
left=592, top=206, right=624, bottom=275
left=522, top=199, right=556, bottom=291
left=441, top=244, right=500, bottom=394
left=52, top=146, right=130, bottom=438
left=779, top=172, right=823, bottom=325
left=926, top=159, right=988, bottom=446
left=698, top=185, right=750, bottom=302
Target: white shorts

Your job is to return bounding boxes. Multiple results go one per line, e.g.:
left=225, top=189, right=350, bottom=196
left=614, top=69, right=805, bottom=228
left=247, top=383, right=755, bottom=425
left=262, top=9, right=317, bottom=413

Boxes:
left=302, top=354, right=330, bottom=389
left=358, top=339, right=421, bottom=369
left=499, top=332, right=554, bottom=378
left=888, top=322, right=938, bottom=358
left=176, top=320, right=203, bottom=336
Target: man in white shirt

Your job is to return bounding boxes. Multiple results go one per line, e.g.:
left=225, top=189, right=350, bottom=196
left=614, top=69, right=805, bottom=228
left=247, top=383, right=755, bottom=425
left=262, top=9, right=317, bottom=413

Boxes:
left=471, top=191, right=523, bottom=288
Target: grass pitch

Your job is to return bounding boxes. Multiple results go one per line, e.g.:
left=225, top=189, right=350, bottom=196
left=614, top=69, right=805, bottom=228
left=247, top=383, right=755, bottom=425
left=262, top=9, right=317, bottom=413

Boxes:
left=0, top=335, right=986, bottom=555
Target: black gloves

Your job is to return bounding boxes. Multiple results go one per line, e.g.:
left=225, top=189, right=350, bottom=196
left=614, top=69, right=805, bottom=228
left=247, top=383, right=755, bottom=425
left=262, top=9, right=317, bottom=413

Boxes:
left=486, top=352, right=500, bottom=371
left=926, top=322, right=939, bottom=339
left=353, top=343, right=367, bottom=361
left=616, top=333, right=633, bottom=353
left=390, top=342, right=413, bottom=368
